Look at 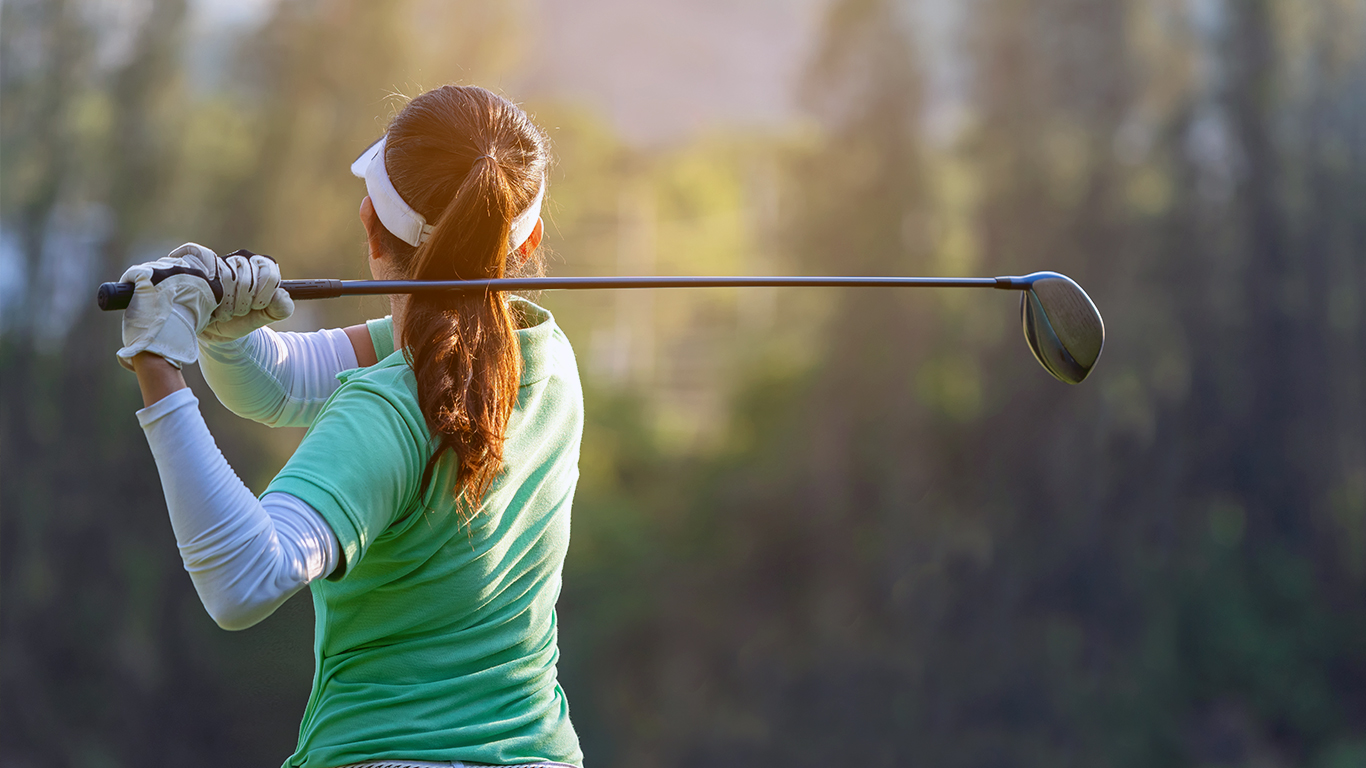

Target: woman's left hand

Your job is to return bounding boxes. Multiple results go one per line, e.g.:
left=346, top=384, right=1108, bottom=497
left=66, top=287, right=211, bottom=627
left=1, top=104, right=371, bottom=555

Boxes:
left=116, top=243, right=223, bottom=370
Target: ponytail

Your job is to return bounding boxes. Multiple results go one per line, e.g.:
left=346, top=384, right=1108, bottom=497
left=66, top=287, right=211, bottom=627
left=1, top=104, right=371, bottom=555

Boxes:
left=380, top=86, right=550, bottom=516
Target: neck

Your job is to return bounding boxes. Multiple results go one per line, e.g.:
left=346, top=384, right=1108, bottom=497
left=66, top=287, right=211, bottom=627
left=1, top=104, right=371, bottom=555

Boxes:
left=389, top=293, right=523, bottom=349
left=389, top=294, right=408, bottom=349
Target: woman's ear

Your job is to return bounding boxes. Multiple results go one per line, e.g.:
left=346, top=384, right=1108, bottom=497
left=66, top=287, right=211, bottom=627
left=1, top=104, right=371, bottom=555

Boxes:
left=513, top=218, right=544, bottom=265
left=360, top=196, right=387, bottom=262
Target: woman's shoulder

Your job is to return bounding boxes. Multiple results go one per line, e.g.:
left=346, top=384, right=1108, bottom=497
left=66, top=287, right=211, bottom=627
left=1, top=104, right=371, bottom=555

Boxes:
left=512, top=297, right=579, bottom=387
left=326, top=352, right=423, bottom=428
left=364, top=315, right=397, bottom=361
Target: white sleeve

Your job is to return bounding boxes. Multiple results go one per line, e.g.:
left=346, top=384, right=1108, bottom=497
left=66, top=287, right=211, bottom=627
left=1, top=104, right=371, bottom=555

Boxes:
left=137, top=387, right=340, bottom=631
left=198, top=326, right=360, bottom=428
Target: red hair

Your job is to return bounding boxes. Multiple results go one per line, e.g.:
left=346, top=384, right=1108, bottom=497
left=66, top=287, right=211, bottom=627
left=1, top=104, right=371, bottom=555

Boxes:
left=379, top=85, right=550, bottom=513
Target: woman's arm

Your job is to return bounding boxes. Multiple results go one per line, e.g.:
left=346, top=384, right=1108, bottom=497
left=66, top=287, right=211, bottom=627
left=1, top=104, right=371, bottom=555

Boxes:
left=198, top=325, right=367, bottom=428
left=191, top=247, right=379, bottom=428
left=195, top=321, right=381, bottom=428
left=345, top=323, right=379, bottom=367
left=132, top=351, right=189, bottom=407
left=134, top=354, right=339, bottom=629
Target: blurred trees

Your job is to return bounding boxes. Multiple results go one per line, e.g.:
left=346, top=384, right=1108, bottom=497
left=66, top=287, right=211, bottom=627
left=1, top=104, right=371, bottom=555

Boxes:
left=7, top=0, right=1366, bottom=766
left=1, top=1, right=249, bottom=764
left=0, top=0, right=521, bottom=763
left=560, top=0, right=1366, bottom=766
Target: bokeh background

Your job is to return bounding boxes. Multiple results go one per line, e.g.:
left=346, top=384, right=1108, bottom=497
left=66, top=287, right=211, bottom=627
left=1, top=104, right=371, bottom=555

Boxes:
left=5, top=0, right=1366, bottom=765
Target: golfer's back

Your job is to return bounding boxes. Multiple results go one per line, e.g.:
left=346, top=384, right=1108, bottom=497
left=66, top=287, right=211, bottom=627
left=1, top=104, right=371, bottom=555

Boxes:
left=271, top=301, right=583, bottom=768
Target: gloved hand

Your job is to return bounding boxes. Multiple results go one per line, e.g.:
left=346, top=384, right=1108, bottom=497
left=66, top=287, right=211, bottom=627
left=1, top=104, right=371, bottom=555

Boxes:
left=117, top=243, right=224, bottom=370
left=199, top=249, right=295, bottom=345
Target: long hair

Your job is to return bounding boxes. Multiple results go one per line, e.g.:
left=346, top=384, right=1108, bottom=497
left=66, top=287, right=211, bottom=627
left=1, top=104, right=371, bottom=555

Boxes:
left=378, top=85, right=551, bottom=514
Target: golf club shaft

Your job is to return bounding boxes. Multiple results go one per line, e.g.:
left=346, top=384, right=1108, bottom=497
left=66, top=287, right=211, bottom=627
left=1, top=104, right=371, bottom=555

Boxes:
left=97, top=275, right=1032, bottom=311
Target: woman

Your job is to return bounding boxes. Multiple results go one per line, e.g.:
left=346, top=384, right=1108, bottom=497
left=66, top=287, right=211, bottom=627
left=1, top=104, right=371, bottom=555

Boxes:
left=117, top=85, right=583, bottom=768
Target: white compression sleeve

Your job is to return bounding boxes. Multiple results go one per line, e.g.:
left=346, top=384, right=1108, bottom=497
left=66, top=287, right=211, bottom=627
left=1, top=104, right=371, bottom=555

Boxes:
left=198, top=326, right=359, bottom=428
left=137, top=388, right=339, bottom=630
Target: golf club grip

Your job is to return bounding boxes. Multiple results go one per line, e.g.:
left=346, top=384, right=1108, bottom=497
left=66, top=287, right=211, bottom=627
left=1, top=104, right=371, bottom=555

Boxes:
left=97, top=267, right=226, bottom=311
left=96, top=282, right=136, bottom=311
left=97, top=278, right=343, bottom=311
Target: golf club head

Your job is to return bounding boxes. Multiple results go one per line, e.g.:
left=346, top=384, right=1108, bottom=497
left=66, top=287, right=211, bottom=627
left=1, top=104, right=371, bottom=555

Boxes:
left=1019, top=272, right=1105, bottom=384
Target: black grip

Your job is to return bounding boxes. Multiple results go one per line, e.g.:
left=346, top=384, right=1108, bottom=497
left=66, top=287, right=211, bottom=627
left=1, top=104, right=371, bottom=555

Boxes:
left=97, top=281, right=135, bottom=311
left=96, top=266, right=225, bottom=311
left=279, top=279, right=344, bottom=300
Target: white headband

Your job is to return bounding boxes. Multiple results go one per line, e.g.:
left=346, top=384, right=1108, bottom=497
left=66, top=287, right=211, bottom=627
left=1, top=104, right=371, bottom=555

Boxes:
left=351, top=135, right=544, bottom=251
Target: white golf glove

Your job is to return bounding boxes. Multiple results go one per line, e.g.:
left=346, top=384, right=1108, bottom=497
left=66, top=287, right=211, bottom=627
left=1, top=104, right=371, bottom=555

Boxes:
left=200, top=249, right=294, bottom=345
left=117, top=243, right=224, bottom=370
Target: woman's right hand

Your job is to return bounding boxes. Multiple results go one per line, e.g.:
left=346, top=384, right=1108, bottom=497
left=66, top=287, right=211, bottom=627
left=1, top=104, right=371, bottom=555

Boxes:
left=199, top=249, right=295, bottom=345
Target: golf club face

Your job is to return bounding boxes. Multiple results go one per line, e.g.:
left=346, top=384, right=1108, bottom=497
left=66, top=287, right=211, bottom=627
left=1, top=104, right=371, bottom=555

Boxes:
left=1019, top=272, right=1105, bottom=384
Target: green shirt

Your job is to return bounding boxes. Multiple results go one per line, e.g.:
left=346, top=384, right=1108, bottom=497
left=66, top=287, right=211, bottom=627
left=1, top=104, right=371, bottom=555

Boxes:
left=268, top=299, right=584, bottom=768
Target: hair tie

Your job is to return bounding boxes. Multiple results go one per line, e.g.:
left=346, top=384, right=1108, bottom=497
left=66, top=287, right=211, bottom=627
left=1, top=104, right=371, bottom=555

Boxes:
left=474, top=154, right=496, bottom=164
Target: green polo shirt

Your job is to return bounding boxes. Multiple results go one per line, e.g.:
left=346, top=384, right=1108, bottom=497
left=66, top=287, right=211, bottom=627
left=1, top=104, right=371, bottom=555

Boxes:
left=268, top=299, right=583, bottom=768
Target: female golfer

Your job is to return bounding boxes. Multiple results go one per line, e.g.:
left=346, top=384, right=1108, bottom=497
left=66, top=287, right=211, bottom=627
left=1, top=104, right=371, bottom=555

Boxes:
left=116, top=85, right=582, bottom=767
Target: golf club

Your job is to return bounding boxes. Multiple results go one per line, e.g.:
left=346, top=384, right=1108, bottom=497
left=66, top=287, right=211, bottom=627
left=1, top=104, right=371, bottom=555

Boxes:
left=97, top=270, right=1105, bottom=383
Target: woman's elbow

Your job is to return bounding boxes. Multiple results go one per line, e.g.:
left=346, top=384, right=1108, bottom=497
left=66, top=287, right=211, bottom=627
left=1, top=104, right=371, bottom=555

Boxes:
left=201, top=593, right=274, bottom=631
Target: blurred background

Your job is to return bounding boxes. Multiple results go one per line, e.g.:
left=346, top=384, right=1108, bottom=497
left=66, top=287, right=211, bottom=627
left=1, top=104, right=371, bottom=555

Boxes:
left=5, top=0, right=1366, bottom=765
